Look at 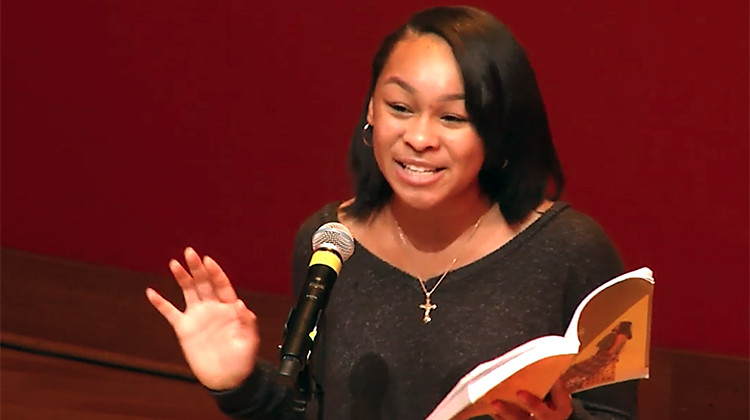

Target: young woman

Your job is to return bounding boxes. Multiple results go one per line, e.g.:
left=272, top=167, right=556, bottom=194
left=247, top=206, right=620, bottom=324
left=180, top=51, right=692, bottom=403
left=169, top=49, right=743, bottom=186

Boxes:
left=147, top=6, right=638, bottom=419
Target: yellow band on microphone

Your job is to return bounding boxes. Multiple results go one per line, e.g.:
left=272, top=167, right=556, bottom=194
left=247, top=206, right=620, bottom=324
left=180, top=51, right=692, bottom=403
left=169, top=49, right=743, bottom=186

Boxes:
left=309, top=250, right=342, bottom=274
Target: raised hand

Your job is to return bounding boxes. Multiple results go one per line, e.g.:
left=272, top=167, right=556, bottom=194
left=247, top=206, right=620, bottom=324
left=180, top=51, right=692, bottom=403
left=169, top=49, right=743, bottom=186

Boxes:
left=146, top=247, right=260, bottom=391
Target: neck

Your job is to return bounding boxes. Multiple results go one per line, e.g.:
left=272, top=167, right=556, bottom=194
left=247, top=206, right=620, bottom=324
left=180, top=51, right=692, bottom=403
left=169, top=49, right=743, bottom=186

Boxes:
left=388, top=197, right=495, bottom=253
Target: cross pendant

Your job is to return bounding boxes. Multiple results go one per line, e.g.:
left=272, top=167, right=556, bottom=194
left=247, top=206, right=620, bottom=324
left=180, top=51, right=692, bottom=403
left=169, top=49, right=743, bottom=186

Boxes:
left=419, top=297, right=437, bottom=324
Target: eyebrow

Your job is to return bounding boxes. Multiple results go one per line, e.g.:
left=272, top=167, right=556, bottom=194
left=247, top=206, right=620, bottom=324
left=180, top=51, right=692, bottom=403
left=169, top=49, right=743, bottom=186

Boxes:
left=383, top=76, right=465, bottom=101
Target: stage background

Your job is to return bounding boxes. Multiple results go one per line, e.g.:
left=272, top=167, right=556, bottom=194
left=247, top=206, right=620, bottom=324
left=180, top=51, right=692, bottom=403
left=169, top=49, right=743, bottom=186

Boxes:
left=2, top=0, right=748, bottom=357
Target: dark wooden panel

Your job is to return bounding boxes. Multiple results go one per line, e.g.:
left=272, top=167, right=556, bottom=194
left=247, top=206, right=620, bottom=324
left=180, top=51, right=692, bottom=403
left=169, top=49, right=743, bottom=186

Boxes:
left=1, top=347, right=221, bottom=420
left=638, top=347, right=672, bottom=420
left=1, top=247, right=292, bottom=418
left=637, top=347, right=749, bottom=420
left=0, top=247, right=292, bottom=372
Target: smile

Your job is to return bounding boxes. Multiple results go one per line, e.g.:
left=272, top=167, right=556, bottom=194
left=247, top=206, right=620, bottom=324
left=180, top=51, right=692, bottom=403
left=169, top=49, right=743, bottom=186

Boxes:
left=398, top=161, right=445, bottom=174
left=394, top=160, right=446, bottom=186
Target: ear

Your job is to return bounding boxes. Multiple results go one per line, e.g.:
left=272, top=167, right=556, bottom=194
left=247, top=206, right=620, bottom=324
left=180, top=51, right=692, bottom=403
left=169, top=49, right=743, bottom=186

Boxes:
left=366, top=97, right=374, bottom=125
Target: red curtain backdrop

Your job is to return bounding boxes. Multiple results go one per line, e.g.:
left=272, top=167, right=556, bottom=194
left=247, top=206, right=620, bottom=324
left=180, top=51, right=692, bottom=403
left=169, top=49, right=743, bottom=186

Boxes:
left=2, top=0, right=748, bottom=357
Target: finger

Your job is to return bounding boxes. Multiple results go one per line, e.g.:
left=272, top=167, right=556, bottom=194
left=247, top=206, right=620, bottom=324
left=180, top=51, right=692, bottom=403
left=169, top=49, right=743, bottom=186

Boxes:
left=184, top=247, right=215, bottom=301
left=548, top=379, right=573, bottom=414
left=494, top=400, right=528, bottom=420
left=169, top=258, right=200, bottom=306
left=145, top=288, right=183, bottom=327
left=516, top=390, right=553, bottom=419
left=235, top=299, right=258, bottom=328
left=490, top=401, right=508, bottom=420
left=204, top=255, right=238, bottom=303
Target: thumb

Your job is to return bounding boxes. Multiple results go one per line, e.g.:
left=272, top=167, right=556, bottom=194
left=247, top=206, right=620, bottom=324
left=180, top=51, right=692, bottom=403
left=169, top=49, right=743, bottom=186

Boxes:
left=234, top=299, right=257, bottom=326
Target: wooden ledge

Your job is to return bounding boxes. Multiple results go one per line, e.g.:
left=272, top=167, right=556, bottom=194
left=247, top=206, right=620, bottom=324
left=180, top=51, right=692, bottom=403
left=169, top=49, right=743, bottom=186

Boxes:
left=0, top=247, right=292, bottom=376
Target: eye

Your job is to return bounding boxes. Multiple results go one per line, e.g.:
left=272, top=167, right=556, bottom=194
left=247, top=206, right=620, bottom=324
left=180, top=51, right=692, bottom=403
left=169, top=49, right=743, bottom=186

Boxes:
left=386, top=102, right=412, bottom=114
left=441, top=114, right=469, bottom=124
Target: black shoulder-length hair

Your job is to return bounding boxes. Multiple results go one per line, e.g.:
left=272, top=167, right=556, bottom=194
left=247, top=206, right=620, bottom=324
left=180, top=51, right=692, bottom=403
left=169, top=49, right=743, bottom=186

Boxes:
left=344, top=6, right=564, bottom=224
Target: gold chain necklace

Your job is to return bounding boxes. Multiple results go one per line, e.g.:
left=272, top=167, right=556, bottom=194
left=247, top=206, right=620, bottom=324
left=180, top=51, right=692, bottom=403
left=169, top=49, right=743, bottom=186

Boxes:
left=394, top=210, right=488, bottom=324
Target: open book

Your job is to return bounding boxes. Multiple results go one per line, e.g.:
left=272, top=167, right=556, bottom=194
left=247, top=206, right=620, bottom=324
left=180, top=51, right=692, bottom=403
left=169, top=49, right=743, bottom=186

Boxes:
left=427, top=267, right=654, bottom=420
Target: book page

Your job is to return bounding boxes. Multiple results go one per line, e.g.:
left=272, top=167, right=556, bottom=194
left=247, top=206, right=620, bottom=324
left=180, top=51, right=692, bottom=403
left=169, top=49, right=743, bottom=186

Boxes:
left=466, top=336, right=578, bottom=402
left=456, top=336, right=570, bottom=389
left=453, top=354, right=576, bottom=420
left=562, top=275, right=654, bottom=392
left=427, top=336, right=578, bottom=420
left=564, top=267, right=653, bottom=342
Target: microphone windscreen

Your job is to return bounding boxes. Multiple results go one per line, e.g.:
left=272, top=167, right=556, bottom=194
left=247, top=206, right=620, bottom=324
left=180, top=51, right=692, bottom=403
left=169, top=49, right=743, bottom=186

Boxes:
left=312, top=222, right=355, bottom=261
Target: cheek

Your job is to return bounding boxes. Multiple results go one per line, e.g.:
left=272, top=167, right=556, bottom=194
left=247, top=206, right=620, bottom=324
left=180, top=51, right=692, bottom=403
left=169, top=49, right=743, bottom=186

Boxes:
left=370, top=121, right=401, bottom=161
left=371, top=101, right=406, bottom=140
left=371, top=134, right=392, bottom=174
left=371, top=115, right=401, bottom=141
left=450, top=135, right=486, bottom=171
left=470, top=146, right=486, bottom=169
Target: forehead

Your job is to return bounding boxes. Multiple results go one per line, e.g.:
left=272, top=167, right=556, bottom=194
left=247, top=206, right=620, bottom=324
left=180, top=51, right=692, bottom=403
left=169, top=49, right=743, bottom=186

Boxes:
left=378, top=34, right=464, bottom=93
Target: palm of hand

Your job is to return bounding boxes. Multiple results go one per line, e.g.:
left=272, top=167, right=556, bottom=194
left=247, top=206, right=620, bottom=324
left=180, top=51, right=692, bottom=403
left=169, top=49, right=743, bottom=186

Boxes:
left=146, top=247, right=260, bottom=391
left=175, top=300, right=259, bottom=390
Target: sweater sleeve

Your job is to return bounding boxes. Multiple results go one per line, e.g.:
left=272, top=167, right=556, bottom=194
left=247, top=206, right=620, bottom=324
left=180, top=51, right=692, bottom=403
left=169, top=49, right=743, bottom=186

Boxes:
left=210, top=360, right=304, bottom=420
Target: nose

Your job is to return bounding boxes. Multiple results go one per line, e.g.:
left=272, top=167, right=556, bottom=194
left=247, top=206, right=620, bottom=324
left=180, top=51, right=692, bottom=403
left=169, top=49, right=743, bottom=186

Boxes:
left=403, top=117, right=439, bottom=152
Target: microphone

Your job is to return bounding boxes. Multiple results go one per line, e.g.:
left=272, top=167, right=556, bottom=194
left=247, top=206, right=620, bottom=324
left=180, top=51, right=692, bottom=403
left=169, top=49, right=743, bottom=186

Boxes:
left=278, top=222, right=355, bottom=382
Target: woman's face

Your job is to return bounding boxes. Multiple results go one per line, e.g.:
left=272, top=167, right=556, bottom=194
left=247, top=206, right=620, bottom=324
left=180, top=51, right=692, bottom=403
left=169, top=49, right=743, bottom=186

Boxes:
left=367, top=34, right=485, bottom=211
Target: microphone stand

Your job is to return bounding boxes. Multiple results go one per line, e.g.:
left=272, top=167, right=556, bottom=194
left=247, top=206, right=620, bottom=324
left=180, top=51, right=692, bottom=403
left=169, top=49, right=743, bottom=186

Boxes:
left=279, top=255, right=341, bottom=418
left=277, top=223, right=353, bottom=418
left=278, top=310, right=322, bottom=418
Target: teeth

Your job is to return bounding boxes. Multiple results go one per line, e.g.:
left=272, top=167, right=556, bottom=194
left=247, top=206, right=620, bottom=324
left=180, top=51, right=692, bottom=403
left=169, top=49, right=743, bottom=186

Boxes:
left=403, top=164, right=437, bottom=173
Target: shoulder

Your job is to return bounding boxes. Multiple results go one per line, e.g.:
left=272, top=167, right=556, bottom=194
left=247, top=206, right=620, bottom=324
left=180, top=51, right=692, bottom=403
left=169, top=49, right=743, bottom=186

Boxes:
left=540, top=202, right=624, bottom=281
left=541, top=203, right=620, bottom=260
left=550, top=206, right=624, bottom=290
left=296, top=202, right=342, bottom=238
left=540, top=203, right=626, bottom=316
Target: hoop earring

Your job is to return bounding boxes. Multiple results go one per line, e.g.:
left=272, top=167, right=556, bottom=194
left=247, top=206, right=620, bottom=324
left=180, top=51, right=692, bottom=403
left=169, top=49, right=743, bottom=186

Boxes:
left=362, top=123, right=372, bottom=147
left=501, top=159, right=509, bottom=169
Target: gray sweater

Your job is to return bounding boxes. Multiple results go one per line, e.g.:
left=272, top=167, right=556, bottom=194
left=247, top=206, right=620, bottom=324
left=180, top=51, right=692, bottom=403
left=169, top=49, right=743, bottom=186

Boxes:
left=213, top=201, right=638, bottom=419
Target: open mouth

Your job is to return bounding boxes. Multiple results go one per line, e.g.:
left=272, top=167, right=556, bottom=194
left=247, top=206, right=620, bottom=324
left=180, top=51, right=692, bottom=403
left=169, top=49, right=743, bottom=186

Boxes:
left=398, top=161, right=445, bottom=174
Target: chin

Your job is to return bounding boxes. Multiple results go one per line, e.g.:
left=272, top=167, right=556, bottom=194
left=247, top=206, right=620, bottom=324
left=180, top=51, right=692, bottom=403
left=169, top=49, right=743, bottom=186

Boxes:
left=391, top=191, right=446, bottom=211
